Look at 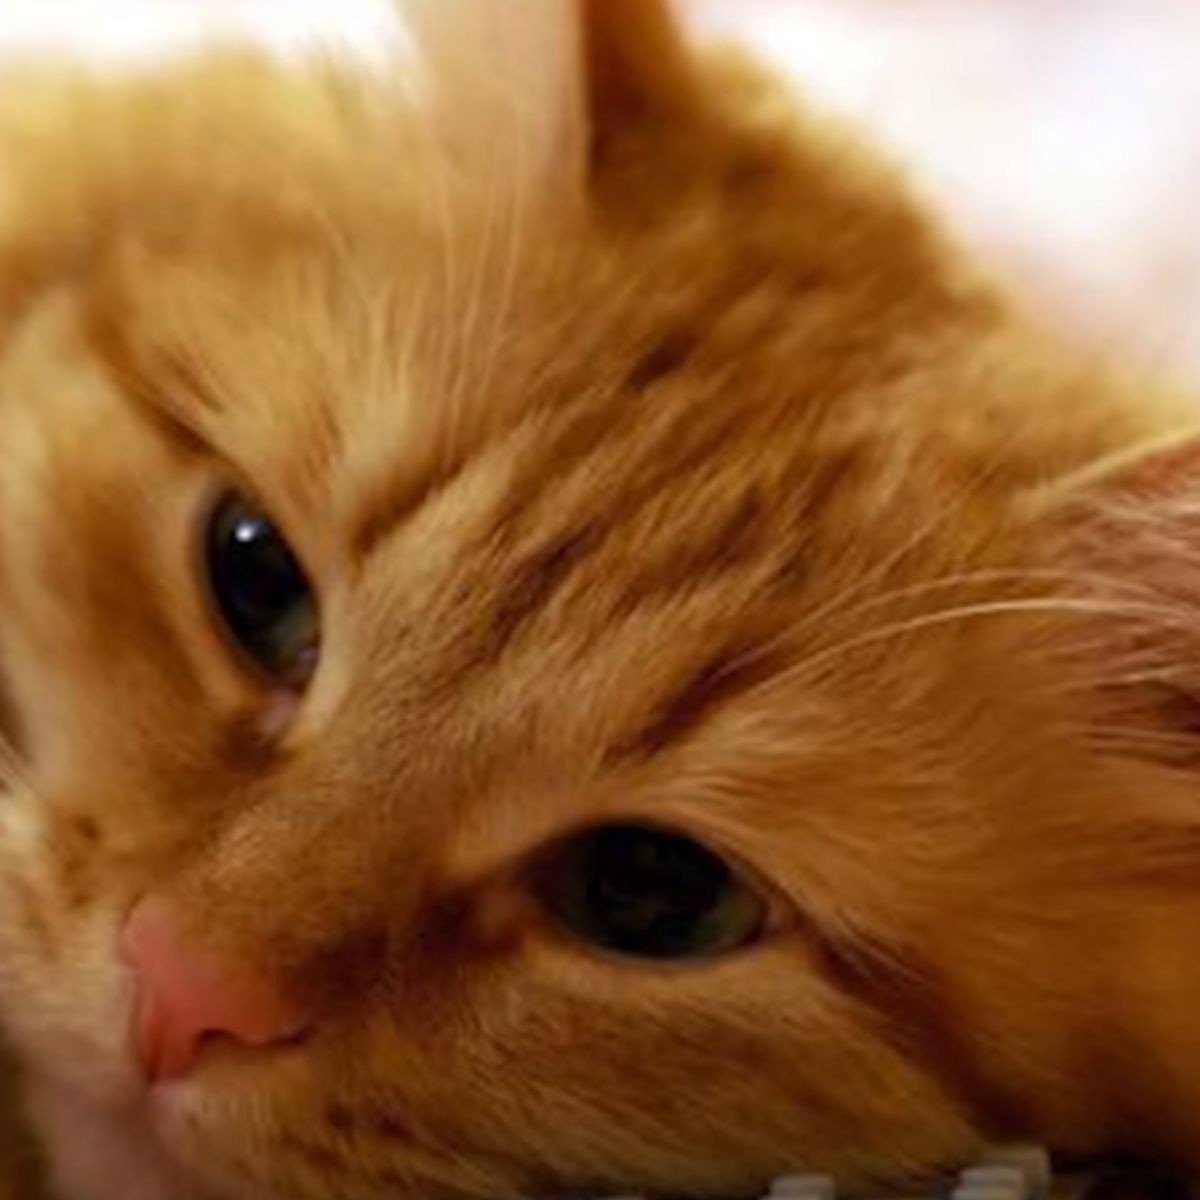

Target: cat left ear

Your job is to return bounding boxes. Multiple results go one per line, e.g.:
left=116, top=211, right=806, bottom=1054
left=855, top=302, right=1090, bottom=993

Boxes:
left=1051, top=431, right=1200, bottom=536
left=577, top=0, right=704, bottom=165
left=1051, top=431, right=1200, bottom=763
left=1052, top=430, right=1200, bottom=577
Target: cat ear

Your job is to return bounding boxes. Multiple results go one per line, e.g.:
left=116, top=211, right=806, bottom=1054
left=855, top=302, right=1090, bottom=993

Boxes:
left=1050, top=430, right=1200, bottom=767
left=1051, top=431, right=1200, bottom=557
left=577, top=0, right=703, bottom=167
left=1057, top=431, right=1200, bottom=506
left=1052, top=430, right=1200, bottom=591
left=399, top=0, right=704, bottom=210
left=399, top=0, right=581, bottom=203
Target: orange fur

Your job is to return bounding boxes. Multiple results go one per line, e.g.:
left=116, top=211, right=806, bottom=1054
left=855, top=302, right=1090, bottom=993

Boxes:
left=0, top=4, right=1198, bottom=1199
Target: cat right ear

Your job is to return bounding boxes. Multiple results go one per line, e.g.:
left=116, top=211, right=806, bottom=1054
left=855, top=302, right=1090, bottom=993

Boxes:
left=577, top=0, right=705, bottom=168
left=399, top=0, right=708, bottom=213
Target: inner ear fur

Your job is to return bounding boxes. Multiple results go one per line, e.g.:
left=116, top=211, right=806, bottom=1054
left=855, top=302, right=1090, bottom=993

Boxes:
left=580, top=0, right=702, bottom=152
left=1052, top=432, right=1200, bottom=772
left=576, top=0, right=719, bottom=206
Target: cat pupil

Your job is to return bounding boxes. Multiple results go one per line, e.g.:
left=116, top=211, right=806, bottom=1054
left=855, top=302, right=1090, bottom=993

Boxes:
left=204, top=491, right=319, bottom=685
left=547, top=825, right=765, bottom=960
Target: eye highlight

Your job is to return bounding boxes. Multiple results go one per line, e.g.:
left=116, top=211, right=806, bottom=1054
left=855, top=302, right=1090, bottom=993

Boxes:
left=538, top=824, right=766, bottom=961
left=203, top=491, right=319, bottom=686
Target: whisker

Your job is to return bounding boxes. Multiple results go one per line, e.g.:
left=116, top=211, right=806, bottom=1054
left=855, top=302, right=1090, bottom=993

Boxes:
left=794, top=444, right=1020, bottom=640
left=411, top=99, right=463, bottom=463
left=786, top=566, right=1164, bottom=650
left=784, top=596, right=1186, bottom=686
left=474, top=83, right=531, bottom=437
left=1088, top=724, right=1200, bottom=748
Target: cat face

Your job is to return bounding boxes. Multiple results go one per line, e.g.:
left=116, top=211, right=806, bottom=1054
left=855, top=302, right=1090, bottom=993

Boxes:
left=0, top=4, right=1197, bottom=1199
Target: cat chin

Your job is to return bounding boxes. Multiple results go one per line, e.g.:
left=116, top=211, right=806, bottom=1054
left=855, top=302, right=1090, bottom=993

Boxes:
left=27, top=1076, right=222, bottom=1200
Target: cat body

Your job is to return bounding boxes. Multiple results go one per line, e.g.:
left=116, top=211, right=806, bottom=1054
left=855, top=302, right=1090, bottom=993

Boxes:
left=0, top=3, right=1197, bottom=1198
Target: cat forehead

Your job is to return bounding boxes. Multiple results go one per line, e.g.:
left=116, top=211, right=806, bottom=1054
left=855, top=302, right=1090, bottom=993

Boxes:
left=78, top=102, right=1014, bottom=638
left=15, top=16, right=1055, bottom=753
left=2, top=12, right=994, bottom=532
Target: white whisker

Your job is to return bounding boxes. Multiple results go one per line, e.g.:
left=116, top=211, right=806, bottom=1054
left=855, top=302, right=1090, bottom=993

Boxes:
left=784, top=596, right=1185, bottom=686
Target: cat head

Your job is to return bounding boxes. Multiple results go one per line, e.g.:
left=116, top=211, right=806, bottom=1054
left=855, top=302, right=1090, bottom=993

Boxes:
left=0, top=3, right=1197, bottom=1198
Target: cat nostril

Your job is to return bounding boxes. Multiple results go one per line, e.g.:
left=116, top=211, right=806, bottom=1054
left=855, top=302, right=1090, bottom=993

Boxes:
left=121, top=896, right=311, bottom=1084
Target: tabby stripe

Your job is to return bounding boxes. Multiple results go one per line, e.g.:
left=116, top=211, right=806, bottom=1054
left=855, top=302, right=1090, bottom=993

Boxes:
left=352, top=317, right=701, bottom=564
left=83, top=287, right=220, bottom=454
left=351, top=446, right=484, bottom=562
left=606, top=638, right=788, bottom=762
left=483, top=524, right=603, bottom=661
left=0, top=655, right=28, bottom=770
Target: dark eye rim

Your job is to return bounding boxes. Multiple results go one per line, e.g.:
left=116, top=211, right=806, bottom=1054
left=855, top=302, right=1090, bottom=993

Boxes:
left=528, top=820, right=777, bottom=968
left=199, top=485, right=321, bottom=689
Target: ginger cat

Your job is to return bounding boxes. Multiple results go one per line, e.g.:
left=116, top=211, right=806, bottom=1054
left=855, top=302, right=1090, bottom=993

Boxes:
left=0, top=2, right=1198, bottom=1198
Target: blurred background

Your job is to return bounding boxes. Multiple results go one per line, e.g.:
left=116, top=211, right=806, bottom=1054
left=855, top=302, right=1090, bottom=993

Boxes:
left=691, top=0, right=1200, bottom=387
left=2, top=0, right=1196, bottom=385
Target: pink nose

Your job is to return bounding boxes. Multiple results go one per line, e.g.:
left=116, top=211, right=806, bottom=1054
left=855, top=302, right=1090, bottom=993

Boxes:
left=121, top=897, right=310, bottom=1084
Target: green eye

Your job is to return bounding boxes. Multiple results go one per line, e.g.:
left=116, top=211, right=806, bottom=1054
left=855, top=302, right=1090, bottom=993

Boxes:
left=204, top=491, right=319, bottom=686
left=540, top=825, right=766, bottom=961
